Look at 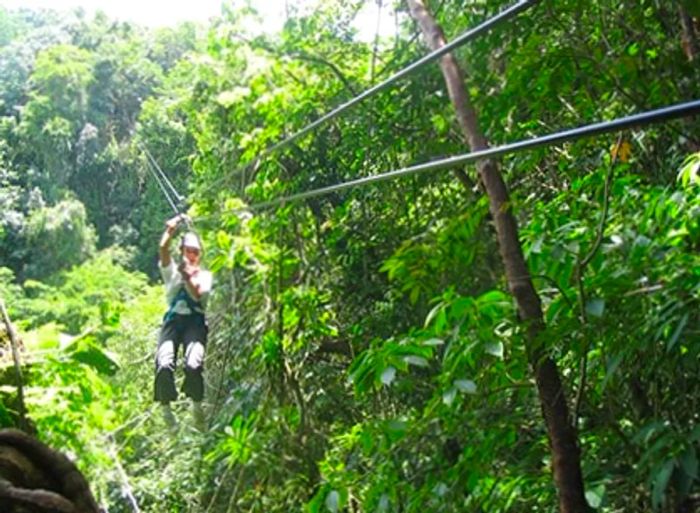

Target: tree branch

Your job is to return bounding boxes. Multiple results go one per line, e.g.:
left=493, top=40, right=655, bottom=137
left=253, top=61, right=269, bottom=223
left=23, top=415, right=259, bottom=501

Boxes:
left=0, top=296, right=28, bottom=432
left=573, top=135, right=621, bottom=428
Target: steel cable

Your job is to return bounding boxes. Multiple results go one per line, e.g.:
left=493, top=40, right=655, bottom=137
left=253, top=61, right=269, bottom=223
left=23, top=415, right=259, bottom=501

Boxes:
left=198, top=0, right=540, bottom=196
left=236, top=99, right=700, bottom=211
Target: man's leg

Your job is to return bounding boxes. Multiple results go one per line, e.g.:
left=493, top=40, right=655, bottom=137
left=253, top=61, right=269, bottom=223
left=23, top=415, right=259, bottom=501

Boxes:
left=182, top=317, right=207, bottom=430
left=154, top=320, right=180, bottom=404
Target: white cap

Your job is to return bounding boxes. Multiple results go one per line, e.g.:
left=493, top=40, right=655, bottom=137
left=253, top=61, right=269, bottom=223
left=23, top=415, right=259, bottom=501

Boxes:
left=181, top=232, right=201, bottom=251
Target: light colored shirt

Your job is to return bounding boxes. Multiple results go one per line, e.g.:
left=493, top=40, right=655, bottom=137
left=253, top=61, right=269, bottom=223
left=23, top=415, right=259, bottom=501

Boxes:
left=159, top=260, right=213, bottom=315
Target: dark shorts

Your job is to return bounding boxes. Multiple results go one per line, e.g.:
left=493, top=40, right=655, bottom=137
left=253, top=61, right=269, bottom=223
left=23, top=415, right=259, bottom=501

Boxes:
left=154, top=314, right=208, bottom=403
left=159, top=314, right=207, bottom=347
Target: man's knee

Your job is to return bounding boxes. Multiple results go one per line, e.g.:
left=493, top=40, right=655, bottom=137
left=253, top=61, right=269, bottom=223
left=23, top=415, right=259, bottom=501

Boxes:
left=184, top=342, right=205, bottom=371
left=156, top=340, right=175, bottom=369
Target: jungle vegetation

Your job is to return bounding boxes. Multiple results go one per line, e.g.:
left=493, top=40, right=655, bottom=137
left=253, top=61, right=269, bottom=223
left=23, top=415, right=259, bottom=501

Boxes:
left=0, top=1, right=699, bottom=512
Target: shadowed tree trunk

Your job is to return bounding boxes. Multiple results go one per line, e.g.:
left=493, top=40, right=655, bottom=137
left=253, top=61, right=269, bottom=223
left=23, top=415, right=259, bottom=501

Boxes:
left=405, top=1, right=589, bottom=512
left=0, top=297, right=29, bottom=433
left=0, top=429, right=101, bottom=513
left=679, top=4, right=698, bottom=62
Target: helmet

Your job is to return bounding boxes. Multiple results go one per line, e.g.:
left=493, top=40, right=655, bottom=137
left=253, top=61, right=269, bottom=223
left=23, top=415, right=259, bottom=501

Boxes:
left=180, top=232, right=202, bottom=252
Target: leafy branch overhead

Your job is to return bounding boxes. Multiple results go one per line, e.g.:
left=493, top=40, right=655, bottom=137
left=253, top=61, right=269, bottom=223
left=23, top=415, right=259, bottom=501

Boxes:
left=0, top=1, right=698, bottom=513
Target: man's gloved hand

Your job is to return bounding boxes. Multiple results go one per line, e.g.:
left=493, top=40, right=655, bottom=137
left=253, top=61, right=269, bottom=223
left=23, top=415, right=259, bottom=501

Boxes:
left=165, top=213, right=190, bottom=234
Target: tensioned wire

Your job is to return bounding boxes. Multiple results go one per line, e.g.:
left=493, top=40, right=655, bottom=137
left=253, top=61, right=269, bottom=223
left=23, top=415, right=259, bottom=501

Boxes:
left=197, top=0, right=540, bottom=196
left=202, top=99, right=700, bottom=216
left=141, top=148, right=180, bottom=215
left=138, top=142, right=196, bottom=230
left=137, top=140, right=185, bottom=213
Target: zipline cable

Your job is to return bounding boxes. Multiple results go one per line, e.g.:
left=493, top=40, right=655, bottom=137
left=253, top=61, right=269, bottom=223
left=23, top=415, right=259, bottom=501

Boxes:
left=200, top=0, right=539, bottom=194
left=238, top=99, right=700, bottom=211
left=145, top=149, right=183, bottom=206
left=144, top=154, right=181, bottom=215
left=136, top=141, right=197, bottom=230
left=137, top=141, right=185, bottom=209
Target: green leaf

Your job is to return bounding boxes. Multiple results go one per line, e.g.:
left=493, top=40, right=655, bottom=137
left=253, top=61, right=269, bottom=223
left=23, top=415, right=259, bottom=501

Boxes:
left=454, top=379, right=477, bottom=394
left=325, top=490, right=340, bottom=513
left=424, top=303, right=443, bottom=328
left=403, top=355, right=428, bottom=367
left=680, top=447, right=698, bottom=480
left=485, top=341, right=504, bottom=359
left=585, top=483, right=606, bottom=509
left=442, top=387, right=457, bottom=406
left=0, top=402, right=13, bottom=428
left=476, top=290, right=508, bottom=306
left=307, top=487, right=324, bottom=513
left=380, top=366, right=396, bottom=386
left=692, top=425, right=700, bottom=443
left=69, top=340, right=120, bottom=376
left=678, top=152, right=700, bottom=187
left=586, top=298, right=605, bottom=318
left=677, top=447, right=698, bottom=496
left=667, top=313, right=688, bottom=352
left=601, top=353, right=623, bottom=391
left=652, top=460, right=674, bottom=510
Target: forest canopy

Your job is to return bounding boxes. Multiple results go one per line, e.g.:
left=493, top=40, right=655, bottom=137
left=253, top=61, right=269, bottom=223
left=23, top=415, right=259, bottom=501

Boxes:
left=0, top=1, right=699, bottom=512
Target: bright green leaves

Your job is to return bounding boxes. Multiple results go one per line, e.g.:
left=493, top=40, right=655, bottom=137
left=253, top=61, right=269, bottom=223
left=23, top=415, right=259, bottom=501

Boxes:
left=208, top=413, right=258, bottom=466
left=380, top=198, right=489, bottom=305
left=425, top=288, right=512, bottom=349
left=21, top=198, right=97, bottom=281
left=308, top=485, right=348, bottom=513
left=678, top=152, right=700, bottom=188
left=443, top=379, right=477, bottom=406
left=65, top=336, right=120, bottom=377
left=28, top=44, right=94, bottom=120
left=349, top=286, right=512, bottom=425
left=280, top=285, right=338, bottom=349
left=585, top=297, right=605, bottom=318
left=348, top=337, right=435, bottom=393
left=215, top=86, right=252, bottom=108
left=585, top=482, right=606, bottom=509
left=17, top=248, right=147, bottom=334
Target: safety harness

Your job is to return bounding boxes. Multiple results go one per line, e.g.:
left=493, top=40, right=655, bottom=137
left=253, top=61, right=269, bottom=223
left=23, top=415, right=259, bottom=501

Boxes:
left=163, top=286, right=205, bottom=323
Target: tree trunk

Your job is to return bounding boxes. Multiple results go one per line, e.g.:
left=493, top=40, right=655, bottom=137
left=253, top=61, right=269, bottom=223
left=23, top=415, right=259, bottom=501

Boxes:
left=405, top=1, right=589, bottom=512
left=679, top=5, right=698, bottom=62
left=0, top=429, right=101, bottom=513
left=0, top=297, right=29, bottom=433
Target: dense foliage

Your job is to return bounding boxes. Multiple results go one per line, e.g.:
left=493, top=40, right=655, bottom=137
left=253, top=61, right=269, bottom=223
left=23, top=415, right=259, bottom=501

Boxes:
left=0, top=1, right=698, bottom=512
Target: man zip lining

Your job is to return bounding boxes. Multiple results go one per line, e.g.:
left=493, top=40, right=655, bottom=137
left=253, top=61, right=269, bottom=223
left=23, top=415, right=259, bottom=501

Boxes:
left=154, top=213, right=213, bottom=431
left=137, top=141, right=214, bottom=431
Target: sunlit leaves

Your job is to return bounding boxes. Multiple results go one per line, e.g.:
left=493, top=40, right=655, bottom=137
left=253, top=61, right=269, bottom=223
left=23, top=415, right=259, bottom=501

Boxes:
left=678, top=152, right=700, bottom=188
left=348, top=337, right=435, bottom=393
left=2, top=1, right=698, bottom=512
left=208, top=413, right=258, bottom=466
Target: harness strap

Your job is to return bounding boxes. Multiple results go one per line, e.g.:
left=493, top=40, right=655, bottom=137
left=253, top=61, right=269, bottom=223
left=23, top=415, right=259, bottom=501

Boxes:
left=163, top=287, right=204, bottom=323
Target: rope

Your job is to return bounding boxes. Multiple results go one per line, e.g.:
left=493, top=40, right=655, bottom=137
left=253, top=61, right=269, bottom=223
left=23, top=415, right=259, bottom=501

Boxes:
left=237, top=99, right=700, bottom=211
left=199, top=0, right=539, bottom=195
